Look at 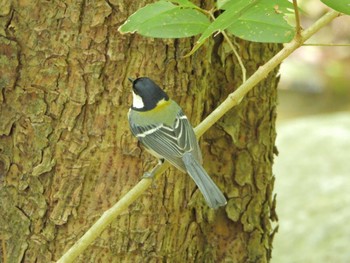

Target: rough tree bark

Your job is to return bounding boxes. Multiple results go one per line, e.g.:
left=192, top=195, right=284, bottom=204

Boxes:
left=0, top=0, right=278, bottom=262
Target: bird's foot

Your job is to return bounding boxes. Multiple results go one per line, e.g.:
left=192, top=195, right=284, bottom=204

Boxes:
left=142, top=159, right=164, bottom=179
left=142, top=171, right=155, bottom=179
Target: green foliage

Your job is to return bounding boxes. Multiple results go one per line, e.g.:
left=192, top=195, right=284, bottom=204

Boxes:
left=189, top=0, right=294, bottom=55
left=321, top=0, right=350, bottom=15
left=119, top=0, right=295, bottom=44
left=224, top=1, right=294, bottom=43
left=118, top=1, right=210, bottom=38
left=169, top=0, right=198, bottom=9
left=118, top=0, right=348, bottom=57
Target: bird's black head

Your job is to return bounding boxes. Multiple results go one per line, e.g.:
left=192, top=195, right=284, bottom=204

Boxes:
left=129, top=77, right=169, bottom=111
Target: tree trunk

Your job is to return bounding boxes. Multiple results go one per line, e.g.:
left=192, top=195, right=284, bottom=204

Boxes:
left=0, top=1, right=278, bottom=262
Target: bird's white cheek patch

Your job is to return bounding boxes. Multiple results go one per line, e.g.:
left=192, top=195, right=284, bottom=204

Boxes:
left=132, top=92, right=144, bottom=109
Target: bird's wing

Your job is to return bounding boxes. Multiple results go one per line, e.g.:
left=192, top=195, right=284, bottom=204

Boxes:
left=130, top=110, right=201, bottom=172
left=173, top=111, right=202, bottom=163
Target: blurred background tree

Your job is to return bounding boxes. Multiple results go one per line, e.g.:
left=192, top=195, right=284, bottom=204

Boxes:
left=273, top=1, right=350, bottom=262
left=278, top=1, right=350, bottom=119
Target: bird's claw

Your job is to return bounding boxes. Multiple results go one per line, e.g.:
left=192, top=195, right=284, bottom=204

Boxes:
left=142, top=159, right=164, bottom=179
left=142, top=171, right=155, bottom=179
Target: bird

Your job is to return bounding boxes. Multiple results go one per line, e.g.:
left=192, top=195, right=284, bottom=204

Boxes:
left=127, top=77, right=227, bottom=209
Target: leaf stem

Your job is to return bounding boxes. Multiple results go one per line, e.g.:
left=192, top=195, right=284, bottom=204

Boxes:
left=207, top=10, right=247, bottom=83
left=221, top=30, right=247, bottom=83
left=293, top=0, right=302, bottom=37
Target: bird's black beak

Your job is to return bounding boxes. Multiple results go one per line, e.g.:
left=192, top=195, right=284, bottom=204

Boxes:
left=128, top=77, right=134, bottom=83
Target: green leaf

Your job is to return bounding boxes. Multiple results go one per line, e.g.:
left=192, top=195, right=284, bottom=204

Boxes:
left=187, top=0, right=294, bottom=55
left=170, top=0, right=198, bottom=9
left=118, top=1, right=175, bottom=33
left=216, top=0, right=230, bottom=9
left=118, top=1, right=210, bottom=38
left=227, top=1, right=295, bottom=43
left=321, top=0, right=350, bottom=15
left=196, top=1, right=251, bottom=45
left=228, top=21, right=294, bottom=43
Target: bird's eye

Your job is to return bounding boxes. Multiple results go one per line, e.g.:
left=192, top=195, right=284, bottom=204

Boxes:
left=133, top=87, right=139, bottom=95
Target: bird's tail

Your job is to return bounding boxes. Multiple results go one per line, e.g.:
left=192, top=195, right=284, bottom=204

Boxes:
left=182, top=152, right=227, bottom=209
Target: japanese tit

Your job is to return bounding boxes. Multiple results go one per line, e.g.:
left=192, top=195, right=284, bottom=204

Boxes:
left=128, top=77, right=227, bottom=209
